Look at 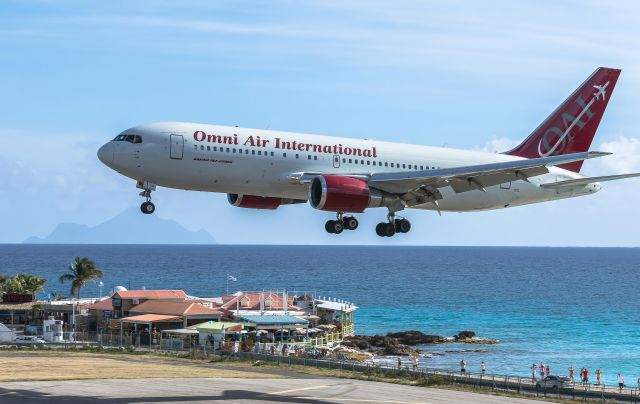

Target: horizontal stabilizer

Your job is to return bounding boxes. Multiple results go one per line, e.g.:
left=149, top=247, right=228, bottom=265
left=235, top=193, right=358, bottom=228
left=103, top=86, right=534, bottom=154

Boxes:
left=540, top=173, right=640, bottom=189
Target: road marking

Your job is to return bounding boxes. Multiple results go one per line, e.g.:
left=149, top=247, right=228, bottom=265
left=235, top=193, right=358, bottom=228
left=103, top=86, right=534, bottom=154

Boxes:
left=295, top=397, right=421, bottom=403
left=262, top=384, right=332, bottom=395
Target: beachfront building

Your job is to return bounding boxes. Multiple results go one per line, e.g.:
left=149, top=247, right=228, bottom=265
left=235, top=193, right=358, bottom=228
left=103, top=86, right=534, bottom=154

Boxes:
left=127, top=300, right=222, bottom=327
left=110, top=289, right=188, bottom=318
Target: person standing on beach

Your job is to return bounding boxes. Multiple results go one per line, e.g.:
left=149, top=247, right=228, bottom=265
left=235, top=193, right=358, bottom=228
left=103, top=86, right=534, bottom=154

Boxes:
left=531, top=364, right=538, bottom=383
left=411, top=354, right=418, bottom=371
left=617, top=373, right=625, bottom=391
left=583, top=367, right=589, bottom=384
left=397, top=356, right=402, bottom=370
left=546, top=364, right=551, bottom=376
left=460, top=359, right=466, bottom=374
left=569, top=366, right=574, bottom=383
left=539, top=362, right=545, bottom=379
left=480, top=361, right=486, bottom=375
left=596, top=369, right=602, bottom=385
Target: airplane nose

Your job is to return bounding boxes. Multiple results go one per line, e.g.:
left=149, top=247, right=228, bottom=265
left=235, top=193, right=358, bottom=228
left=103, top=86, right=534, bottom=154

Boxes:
left=97, top=142, right=114, bottom=165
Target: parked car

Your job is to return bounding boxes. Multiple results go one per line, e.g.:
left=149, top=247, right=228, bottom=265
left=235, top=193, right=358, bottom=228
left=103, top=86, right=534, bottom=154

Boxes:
left=14, top=336, right=46, bottom=345
left=536, top=375, right=573, bottom=389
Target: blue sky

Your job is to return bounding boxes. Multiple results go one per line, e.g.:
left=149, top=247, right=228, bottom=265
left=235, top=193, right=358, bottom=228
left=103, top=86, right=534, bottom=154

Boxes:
left=1, top=0, right=640, bottom=245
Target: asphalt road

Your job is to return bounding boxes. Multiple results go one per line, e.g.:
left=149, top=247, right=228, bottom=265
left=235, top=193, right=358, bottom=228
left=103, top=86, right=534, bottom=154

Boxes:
left=0, top=377, right=557, bottom=403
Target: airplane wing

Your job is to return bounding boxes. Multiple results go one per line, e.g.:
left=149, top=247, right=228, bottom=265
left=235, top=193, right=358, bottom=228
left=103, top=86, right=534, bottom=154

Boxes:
left=540, top=173, right=640, bottom=189
left=290, top=151, right=610, bottom=208
left=367, top=152, right=608, bottom=205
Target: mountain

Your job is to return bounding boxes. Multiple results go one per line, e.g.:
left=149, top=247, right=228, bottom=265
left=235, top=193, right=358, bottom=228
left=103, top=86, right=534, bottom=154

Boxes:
left=24, top=207, right=216, bottom=244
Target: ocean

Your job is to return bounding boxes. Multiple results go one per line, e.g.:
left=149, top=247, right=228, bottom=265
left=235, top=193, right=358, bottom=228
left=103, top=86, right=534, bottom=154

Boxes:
left=1, top=244, right=639, bottom=385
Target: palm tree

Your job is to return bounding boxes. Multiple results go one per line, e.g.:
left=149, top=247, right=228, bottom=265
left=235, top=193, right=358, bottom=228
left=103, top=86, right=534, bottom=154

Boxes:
left=0, top=274, right=7, bottom=294
left=18, top=274, right=47, bottom=298
left=59, top=257, right=104, bottom=298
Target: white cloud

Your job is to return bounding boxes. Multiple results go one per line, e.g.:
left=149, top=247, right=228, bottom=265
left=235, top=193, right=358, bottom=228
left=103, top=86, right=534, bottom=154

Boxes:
left=478, top=136, right=522, bottom=154
left=594, top=136, right=640, bottom=174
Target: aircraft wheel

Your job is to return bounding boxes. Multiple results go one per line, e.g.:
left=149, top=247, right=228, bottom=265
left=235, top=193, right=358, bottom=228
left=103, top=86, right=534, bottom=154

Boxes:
left=326, top=220, right=343, bottom=234
left=375, top=223, right=386, bottom=237
left=384, top=222, right=396, bottom=237
left=395, top=219, right=411, bottom=233
left=343, top=216, right=358, bottom=230
left=325, top=220, right=335, bottom=233
left=140, top=202, right=155, bottom=214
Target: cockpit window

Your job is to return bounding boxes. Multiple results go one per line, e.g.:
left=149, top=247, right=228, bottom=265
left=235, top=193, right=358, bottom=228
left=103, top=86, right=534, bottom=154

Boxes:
left=113, top=134, right=142, bottom=143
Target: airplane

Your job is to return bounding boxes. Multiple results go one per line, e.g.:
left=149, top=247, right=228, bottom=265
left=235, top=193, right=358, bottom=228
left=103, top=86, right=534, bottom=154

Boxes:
left=98, top=67, right=640, bottom=237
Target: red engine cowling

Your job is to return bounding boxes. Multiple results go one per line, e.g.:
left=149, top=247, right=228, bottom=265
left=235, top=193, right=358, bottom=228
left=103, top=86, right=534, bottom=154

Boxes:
left=308, top=175, right=372, bottom=213
left=227, top=194, right=282, bottom=209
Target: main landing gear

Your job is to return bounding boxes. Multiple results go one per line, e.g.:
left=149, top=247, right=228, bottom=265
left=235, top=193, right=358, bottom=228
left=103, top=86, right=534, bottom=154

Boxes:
left=325, top=213, right=359, bottom=234
left=375, top=213, right=411, bottom=237
left=137, top=181, right=156, bottom=215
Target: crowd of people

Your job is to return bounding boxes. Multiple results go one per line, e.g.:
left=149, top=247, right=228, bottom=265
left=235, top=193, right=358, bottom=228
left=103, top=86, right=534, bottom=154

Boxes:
left=531, top=363, right=639, bottom=391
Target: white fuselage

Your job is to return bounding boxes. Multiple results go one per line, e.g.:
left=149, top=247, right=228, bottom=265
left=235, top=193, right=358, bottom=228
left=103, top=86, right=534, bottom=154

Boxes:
left=98, top=122, right=599, bottom=212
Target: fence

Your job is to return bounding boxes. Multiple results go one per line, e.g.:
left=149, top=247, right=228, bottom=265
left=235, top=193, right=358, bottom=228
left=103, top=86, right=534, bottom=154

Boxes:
left=4, top=334, right=640, bottom=403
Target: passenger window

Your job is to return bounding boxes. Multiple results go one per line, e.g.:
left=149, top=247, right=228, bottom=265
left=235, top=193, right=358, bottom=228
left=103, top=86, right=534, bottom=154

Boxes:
left=366, top=161, right=370, bottom=165
left=349, top=159, right=352, bottom=163
left=361, top=160, right=364, bottom=164
left=214, top=146, right=217, bottom=151
left=296, top=154, right=299, bottom=159
left=420, top=166, right=423, bottom=170
left=194, top=145, right=197, bottom=150
left=313, top=156, right=317, bottom=160
left=402, top=164, right=406, bottom=169
left=233, top=148, right=236, bottom=153
left=245, top=149, right=249, bottom=154
left=271, top=152, right=274, bottom=157
left=252, top=150, right=255, bottom=155
left=385, top=162, right=388, bottom=167
left=226, top=148, right=230, bottom=152
left=308, top=155, right=311, bottom=160
left=207, top=146, right=210, bottom=151
left=391, top=163, right=394, bottom=167
left=200, top=146, right=204, bottom=150
left=354, top=160, right=358, bottom=164
left=258, top=150, right=262, bottom=155
left=283, top=153, right=287, bottom=158
left=342, top=158, right=346, bottom=163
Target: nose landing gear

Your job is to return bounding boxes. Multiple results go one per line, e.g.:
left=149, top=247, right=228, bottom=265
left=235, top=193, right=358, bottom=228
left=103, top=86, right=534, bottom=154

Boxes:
left=137, top=181, right=156, bottom=215
left=376, top=213, right=411, bottom=237
left=325, top=213, right=359, bottom=234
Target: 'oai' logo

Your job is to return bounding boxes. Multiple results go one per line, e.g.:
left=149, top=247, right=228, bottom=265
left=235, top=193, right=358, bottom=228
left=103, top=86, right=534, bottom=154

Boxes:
left=537, top=82, right=609, bottom=157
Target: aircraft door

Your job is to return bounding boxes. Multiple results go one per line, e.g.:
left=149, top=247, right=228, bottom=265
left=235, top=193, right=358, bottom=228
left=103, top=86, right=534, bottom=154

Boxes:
left=333, top=154, right=340, bottom=168
left=170, top=134, right=184, bottom=159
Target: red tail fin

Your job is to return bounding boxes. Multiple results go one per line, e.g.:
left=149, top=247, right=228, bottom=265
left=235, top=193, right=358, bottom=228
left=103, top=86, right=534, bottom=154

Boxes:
left=505, top=67, right=621, bottom=172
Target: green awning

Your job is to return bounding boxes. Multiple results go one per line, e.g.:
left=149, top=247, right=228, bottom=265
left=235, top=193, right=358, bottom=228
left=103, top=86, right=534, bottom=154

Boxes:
left=191, top=321, right=243, bottom=334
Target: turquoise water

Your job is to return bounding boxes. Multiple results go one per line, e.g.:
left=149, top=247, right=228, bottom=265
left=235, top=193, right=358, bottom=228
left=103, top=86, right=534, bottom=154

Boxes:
left=1, top=245, right=639, bottom=385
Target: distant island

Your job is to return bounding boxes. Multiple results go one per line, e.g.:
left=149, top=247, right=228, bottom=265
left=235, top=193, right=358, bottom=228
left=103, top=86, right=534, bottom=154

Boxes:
left=23, top=207, right=216, bottom=244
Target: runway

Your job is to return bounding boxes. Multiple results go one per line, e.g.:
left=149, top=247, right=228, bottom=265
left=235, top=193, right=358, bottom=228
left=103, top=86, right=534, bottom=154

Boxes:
left=0, top=377, right=556, bottom=403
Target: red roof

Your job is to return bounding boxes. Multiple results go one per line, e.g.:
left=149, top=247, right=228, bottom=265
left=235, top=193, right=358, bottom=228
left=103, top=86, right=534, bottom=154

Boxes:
left=113, top=290, right=187, bottom=300
left=86, top=298, right=113, bottom=310
left=129, top=300, right=222, bottom=317
left=222, top=292, right=300, bottom=311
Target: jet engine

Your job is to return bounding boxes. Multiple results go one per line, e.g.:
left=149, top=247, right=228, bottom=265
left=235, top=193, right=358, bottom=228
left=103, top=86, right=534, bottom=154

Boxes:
left=227, top=194, right=305, bottom=210
left=308, top=175, right=398, bottom=212
left=227, top=194, right=283, bottom=209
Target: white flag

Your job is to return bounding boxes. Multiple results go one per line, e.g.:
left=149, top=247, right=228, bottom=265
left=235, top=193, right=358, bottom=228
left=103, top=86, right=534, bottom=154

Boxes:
left=227, top=274, right=237, bottom=281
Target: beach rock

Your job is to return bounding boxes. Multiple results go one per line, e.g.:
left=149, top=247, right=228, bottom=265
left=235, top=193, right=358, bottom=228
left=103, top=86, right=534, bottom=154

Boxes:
left=454, top=331, right=476, bottom=340
left=342, top=335, right=417, bottom=356
left=386, top=331, right=445, bottom=345
left=328, top=346, right=374, bottom=362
